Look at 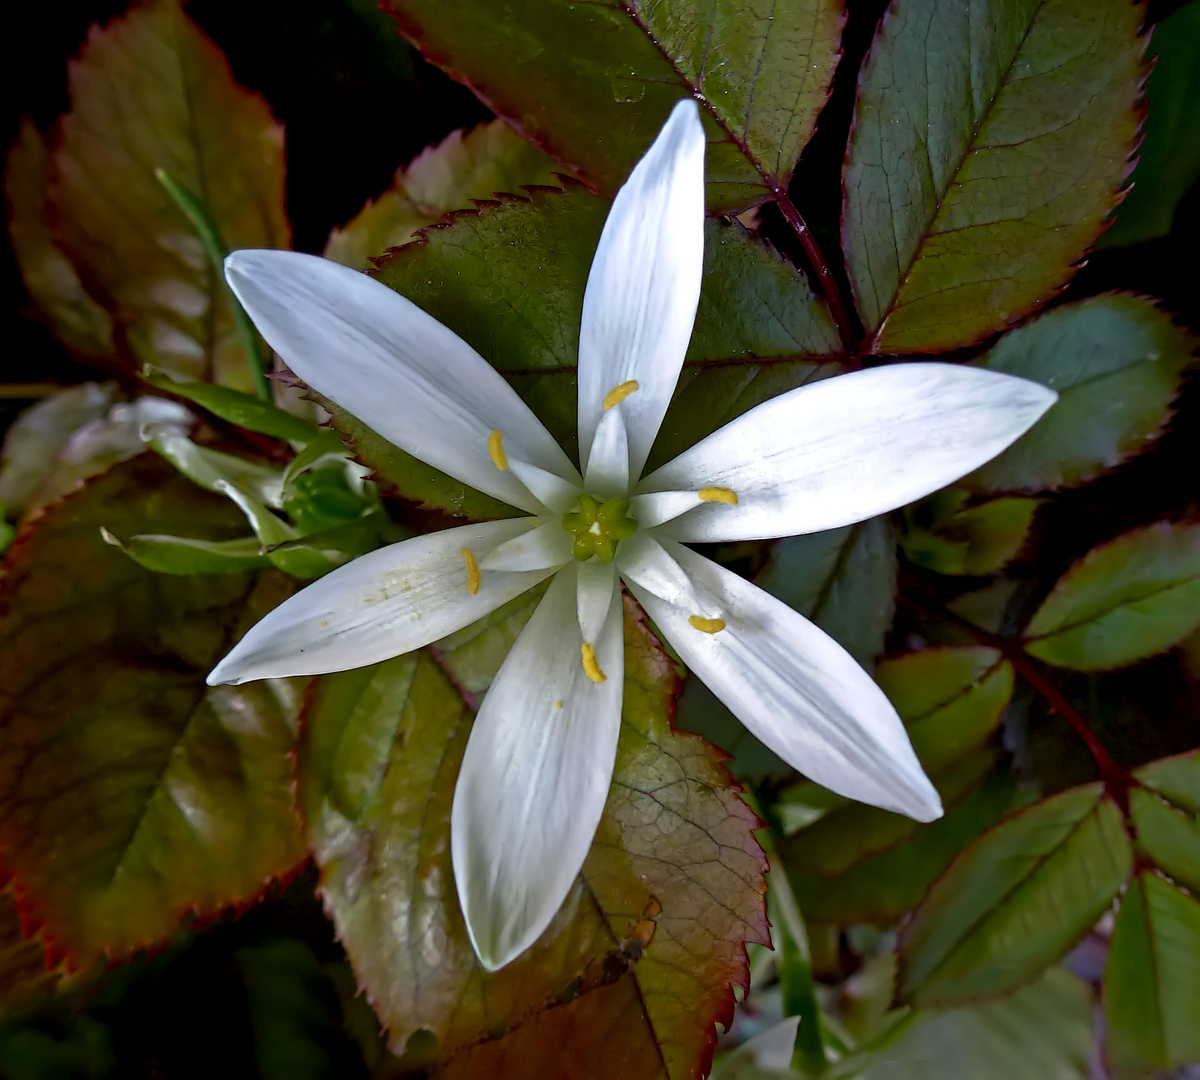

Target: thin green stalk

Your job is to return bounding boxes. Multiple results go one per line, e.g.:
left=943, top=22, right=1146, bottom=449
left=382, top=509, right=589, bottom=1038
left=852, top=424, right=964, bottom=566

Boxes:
left=155, top=168, right=272, bottom=402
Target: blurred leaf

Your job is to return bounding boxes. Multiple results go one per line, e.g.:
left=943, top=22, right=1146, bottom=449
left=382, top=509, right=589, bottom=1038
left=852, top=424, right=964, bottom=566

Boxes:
left=4, top=121, right=114, bottom=361
left=326, top=120, right=562, bottom=269
left=897, top=784, right=1131, bottom=1006
left=844, top=0, right=1145, bottom=352
left=1101, top=0, right=1200, bottom=247
left=335, top=183, right=838, bottom=518
left=968, top=295, right=1197, bottom=492
left=383, top=0, right=844, bottom=212
left=1104, top=872, right=1200, bottom=1079
left=901, top=492, right=1041, bottom=576
left=1024, top=521, right=1200, bottom=671
left=299, top=593, right=768, bottom=1079
left=0, top=454, right=306, bottom=965
left=0, top=883, right=60, bottom=1020
left=51, top=0, right=289, bottom=388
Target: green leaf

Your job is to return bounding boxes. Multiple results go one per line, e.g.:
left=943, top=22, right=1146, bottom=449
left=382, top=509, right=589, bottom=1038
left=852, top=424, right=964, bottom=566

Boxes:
left=1024, top=521, right=1200, bottom=671
left=1104, top=872, right=1200, bottom=1078
left=1136, top=748, right=1200, bottom=812
left=383, top=0, right=844, bottom=212
left=1100, top=0, right=1200, bottom=247
left=897, top=784, right=1132, bottom=1006
left=143, top=374, right=323, bottom=445
left=901, top=492, right=1041, bottom=576
left=102, top=530, right=271, bottom=575
left=844, top=0, right=1146, bottom=352
left=4, top=121, right=114, bottom=361
left=337, top=183, right=838, bottom=517
left=1131, top=750, right=1200, bottom=892
left=50, top=0, right=289, bottom=388
left=0, top=882, right=61, bottom=1020
left=0, top=454, right=306, bottom=964
left=299, top=593, right=768, bottom=1080
left=967, top=295, right=1198, bottom=492
left=325, top=119, right=562, bottom=269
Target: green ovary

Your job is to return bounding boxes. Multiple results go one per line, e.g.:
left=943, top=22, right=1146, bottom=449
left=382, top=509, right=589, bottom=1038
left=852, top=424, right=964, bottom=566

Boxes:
left=561, top=495, right=638, bottom=564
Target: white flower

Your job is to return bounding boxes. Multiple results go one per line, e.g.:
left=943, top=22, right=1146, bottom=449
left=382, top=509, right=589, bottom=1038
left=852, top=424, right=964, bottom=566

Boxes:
left=210, top=100, right=1056, bottom=972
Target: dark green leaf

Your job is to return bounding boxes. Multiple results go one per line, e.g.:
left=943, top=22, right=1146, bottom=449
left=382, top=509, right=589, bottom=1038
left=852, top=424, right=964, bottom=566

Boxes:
left=968, top=295, right=1198, bottom=492
left=0, top=882, right=61, bottom=1019
left=1104, top=872, right=1200, bottom=1078
left=1136, top=748, right=1200, bottom=812
left=143, top=374, right=323, bottom=445
left=1131, top=750, right=1200, bottom=892
left=901, top=492, right=1041, bottom=576
left=51, top=0, right=289, bottom=388
left=0, top=454, right=306, bottom=964
left=1100, top=0, right=1200, bottom=247
left=897, top=785, right=1132, bottom=1006
left=299, top=593, right=767, bottom=1079
left=845, top=0, right=1146, bottom=352
left=1024, top=521, right=1200, bottom=671
left=384, top=0, right=844, bottom=212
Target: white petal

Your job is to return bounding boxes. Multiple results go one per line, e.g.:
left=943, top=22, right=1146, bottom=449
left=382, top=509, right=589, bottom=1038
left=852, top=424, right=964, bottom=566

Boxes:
left=640, top=364, right=1057, bottom=542
left=629, top=541, right=942, bottom=821
left=629, top=490, right=705, bottom=529
left=577, top=557, right=618, bottom=643
left=615, top=532, right=701, bottom=611
left=582, top=404, right=630, bottom=498
left=207, top=519, right=549, bottom=684
left=452, top=567, right=624, bottom=970
left=507, top=458, right=581, bottom=514
left=577, top=99, right=706, bottom=480
left=225, top=250, right=580, bottom=514
left=480, top=520, right=572, bottom=572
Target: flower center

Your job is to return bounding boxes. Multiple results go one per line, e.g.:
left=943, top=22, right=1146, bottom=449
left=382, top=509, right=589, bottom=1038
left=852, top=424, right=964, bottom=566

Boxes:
left=561, top=494, right=638, bottom=564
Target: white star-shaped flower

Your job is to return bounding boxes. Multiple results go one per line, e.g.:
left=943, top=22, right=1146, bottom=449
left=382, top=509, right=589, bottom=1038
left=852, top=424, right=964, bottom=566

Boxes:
left=210, top=100, right=1055, bottom=971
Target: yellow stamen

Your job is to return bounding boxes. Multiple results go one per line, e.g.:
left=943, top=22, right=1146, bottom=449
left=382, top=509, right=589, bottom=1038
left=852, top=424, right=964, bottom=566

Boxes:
left=688, top=615, right=727, bottom=634
left=462, top=547, right=481, bottom=595
left=488, top=429, right=509, bottom=471
left=699, top=486, right=738, bottom=505
left=602, top=380, right=640, bottom=410
left=581, top=643, right=607, bottom=683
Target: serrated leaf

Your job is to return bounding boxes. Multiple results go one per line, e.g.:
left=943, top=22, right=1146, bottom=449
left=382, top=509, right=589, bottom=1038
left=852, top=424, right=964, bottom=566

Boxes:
left=1129, top=789, right=1200, bottom=894
left=383, top=0, right=844, bottom=213
left=4, top=121, right=114, bottom=361
left=51, top=0, right=289, bottom=388
left=299, top=593, right=767, bottom=1080
left=336, top=183, right=839, bottom=518
left=902, top=493, right=1041, bottom=576
left=1100, top=0, right=1200, bottom=247
left=326, top=120, right=562, bottom=269
left=0, top=454, right=306, bottom=965
left=1024, top=521, right=1200, bottom=671
left=897, top=785, right=1132, bottom=1006
left=967, top=295, right=1198, bottom=493
left=1136, top=748, right=1200, bottom=812
left=0, top=883, right=61, bottom=1019
left=1104, top=872, right=1200, bottom=1079
left=845, top=0, right=1146, bottom=352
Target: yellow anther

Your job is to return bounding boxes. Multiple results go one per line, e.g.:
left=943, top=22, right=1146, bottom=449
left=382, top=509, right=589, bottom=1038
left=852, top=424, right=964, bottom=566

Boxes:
left=699, top=487, right=739, bottom=505
left=688, top=615, right=727, bottom=634
left=603, top=380, right=640, bottom=410
left=462, top=547, right=481, bottom=595
left=488, top=429, right=509, bottom=471
left=581, top=643, right=607, bottom=683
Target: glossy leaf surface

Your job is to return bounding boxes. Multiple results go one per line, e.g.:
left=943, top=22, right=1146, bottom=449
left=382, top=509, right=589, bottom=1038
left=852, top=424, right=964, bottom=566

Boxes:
left=968, top=295, right=1197, bottom=492
left=898, top=785, right=1131, bottom=1005
left=845, top=0, right=1145, bottom=352
left=1024, top=521, right=1200, bottom=671
left=0, top=455, right=306, bottom=964
left=299, top=593, right=767, bottom=1080
left=383, top=0, right=844, bottom=212
left=51, top=0, right=289, bottom=387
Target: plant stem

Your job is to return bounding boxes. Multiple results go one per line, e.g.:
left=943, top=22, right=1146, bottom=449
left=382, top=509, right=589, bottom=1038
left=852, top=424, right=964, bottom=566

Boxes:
left=155, top=169, right=272, bottom=403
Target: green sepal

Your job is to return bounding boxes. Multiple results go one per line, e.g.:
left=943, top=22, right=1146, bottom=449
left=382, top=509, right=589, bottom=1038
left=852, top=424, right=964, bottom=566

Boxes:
left=265, top=512, right=398, bottom=579
left=101, top=529, right=271, bottom=575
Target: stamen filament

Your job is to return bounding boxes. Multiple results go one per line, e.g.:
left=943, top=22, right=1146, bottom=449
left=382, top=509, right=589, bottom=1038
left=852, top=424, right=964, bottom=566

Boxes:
left=488, top=430, right=509, bottom=471
left=699, top=487, right=738, bottom=505
left=688, top=615, right=726, bottom=634
left=462, top=547, right=481, bottom=595
left=581, top=643, right=607, bottom=683
left=603, top=380, right=640, bottom=410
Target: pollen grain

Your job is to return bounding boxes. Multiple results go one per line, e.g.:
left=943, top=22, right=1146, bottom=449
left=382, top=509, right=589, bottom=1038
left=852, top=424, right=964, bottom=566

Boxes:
left=462, top=547, right=481, bottom=595
left=688, top=615, right=726, bottom=634
left=699, top=486, right=738, bottom=505
left=581, top=643, right=607, bottom=683
left=603, top=380, right=639, bottom=410
left=488, top=430, right=509, bottom=471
